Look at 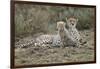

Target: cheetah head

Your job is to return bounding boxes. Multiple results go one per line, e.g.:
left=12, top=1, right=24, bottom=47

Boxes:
left=57, top=21, right=66, bottom=32
left=66, top=17, right=78, bottom=28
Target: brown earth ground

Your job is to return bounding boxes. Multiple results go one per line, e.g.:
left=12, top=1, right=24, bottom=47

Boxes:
left=14, top=30, right=95, bottom=66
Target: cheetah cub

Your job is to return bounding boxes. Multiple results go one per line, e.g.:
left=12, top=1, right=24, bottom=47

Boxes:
left=66, top=17, right=81, bottom=47
left=56, top=21, right=76, bottom=47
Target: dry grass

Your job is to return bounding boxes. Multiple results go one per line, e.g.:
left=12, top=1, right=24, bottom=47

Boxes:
left=15, top=30, right=95, bottom=66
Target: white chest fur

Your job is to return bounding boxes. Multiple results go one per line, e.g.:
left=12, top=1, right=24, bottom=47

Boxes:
left=68, top=27, right=80, bottom=42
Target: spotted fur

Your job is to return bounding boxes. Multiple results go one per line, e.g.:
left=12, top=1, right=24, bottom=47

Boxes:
left=56, top=21, right=77, bottom=47
left=66, top=17, right=81, bottom=46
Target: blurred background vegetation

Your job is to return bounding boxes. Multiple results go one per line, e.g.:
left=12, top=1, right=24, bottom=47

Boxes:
left=15, top=4, right=95, bottom=38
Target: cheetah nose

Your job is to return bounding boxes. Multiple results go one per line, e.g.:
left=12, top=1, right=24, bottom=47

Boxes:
left=72, top=23, right=74, bottom=25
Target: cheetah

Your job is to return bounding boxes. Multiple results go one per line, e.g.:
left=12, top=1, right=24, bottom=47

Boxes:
left=66, top=16, right=82, bottom=47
